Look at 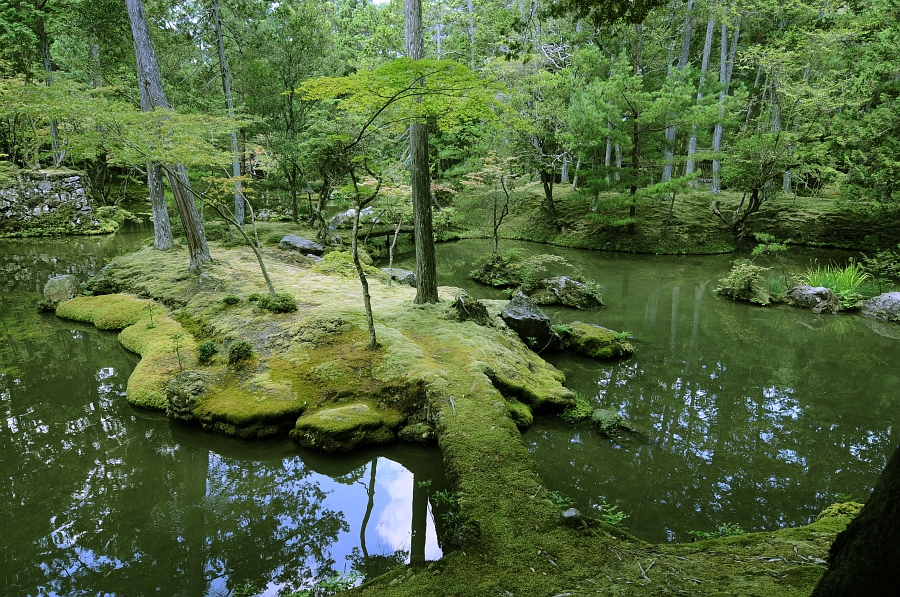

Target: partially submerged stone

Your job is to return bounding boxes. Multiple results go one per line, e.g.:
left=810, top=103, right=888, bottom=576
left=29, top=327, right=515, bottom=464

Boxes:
left=562, top=322, right=634, bottom=360
left=501, top=291, right=559, bottom=350
left=166, top=370, right=209, bottom=421
left=506, top=400, right=534, bottom=429
left=528, top=276, right=604, bottom=309
left=861, top=292, right=900, bottom=322
left=397, top=422, right=436, bottom=444
left=278, top=234, right=324, bottom=256
left=43, top=274, right=80, bottom=305
left=787, top=285, right=841, bottom=314
left=561, top=507, right=587, bottom=529
left=591, top=408, right=626, bottom=435
left=291, top=403, right=405, bottom=453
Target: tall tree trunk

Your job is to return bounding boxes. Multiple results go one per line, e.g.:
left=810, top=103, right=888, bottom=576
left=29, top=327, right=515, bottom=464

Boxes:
left=662, top=0, right=695, bottom=183
left=211, top=0, right=244, bottom=225
left=406, top=0, right=439, bottom=304
left=686, top=11, right=715, bottom=184
left=126, top=0, right=210, bottom=269
left=711, top=13, right=741, bottom=194
left=35, top=1, right=63, bottom=166
left=467, top=0, right=476, bottom=69
left=628, top=24, right=642, bottom=234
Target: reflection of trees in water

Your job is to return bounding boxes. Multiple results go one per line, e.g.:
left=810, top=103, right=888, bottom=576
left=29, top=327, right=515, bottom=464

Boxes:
left=532, top=268, right=898, bottom=543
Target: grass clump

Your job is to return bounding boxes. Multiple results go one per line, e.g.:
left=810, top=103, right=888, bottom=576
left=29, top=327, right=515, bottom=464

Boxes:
left=227, top=340, right=254, bottom=364
left=257, top=292, right=298, bottom=313
left=196, top=340, right=218, bottom=364
left=802, top=261, right=876, bottom=309
left=221, top=294, right=241, bottom=306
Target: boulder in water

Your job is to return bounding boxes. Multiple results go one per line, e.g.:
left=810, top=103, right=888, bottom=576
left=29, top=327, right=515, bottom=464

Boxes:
left=43, top=274, right=80, bottom=305
left=787, top=285, right=841, bottom=314
left=381, top=267, right=416, bottom=287
left=501, top=292, right=559, bottom=350
left=861, top=292, right=900, bottom=322
left=528, top=276, right=604, bottom=309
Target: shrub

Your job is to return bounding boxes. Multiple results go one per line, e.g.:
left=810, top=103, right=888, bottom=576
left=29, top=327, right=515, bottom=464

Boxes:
left=687, top=522, right=745, bottom=540
left=227, top=340, right=254, bottom=364
left=248, top=293, right=262, bottom=302
left=221, top=294, right=241, bottom=306
left=257, top=292, right=298, bottom=313
left=196, top=340, right=218, bottom=364
left=715, top=260, right=773, bottom=305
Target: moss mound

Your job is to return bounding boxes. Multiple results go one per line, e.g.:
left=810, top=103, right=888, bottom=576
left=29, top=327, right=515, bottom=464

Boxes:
left=562, top=321, right=634, bottom=359
left=291, top=403, right=405, bottom=452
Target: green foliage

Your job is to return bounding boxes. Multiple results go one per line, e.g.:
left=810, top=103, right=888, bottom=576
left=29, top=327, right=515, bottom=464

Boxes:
left=549, top=490, right=575, bottom=510
left=170, top=333, right=185, bottom=371
left=552, top=324, right=574, bottom=338
left=687, top=523, right=746, bottom=541
left=248, top=293, right=262, bottom=302
left=613, top=330, right=632, bottom=341
left=221, top=294, right=241, bottom=306
left=196, top=340, right=218, bottom=365
left=232, top=581, right=260, bottom=597
left=257, top=292, right=298, bottom=314
left=750, top=233, right=789, bottom=260
left=716, top=260, right=774, bottom=305
left=433, top=489, right=463, bottom=536
left=561, top=394, right=594, bottom=423
left=834, top=493, right=857, bottom=504
left=862, top=244, right=900, bottom=282
left=597, top=499, right=630, bottom=526
left=803, top=261, right=875, bottom=309
left=227, top=340, right=253, bottom=364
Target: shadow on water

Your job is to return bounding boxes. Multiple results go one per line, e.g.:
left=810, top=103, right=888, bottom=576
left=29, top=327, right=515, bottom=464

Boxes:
left=1, top=231, right=447, bottom=597
left=394, top=239, right=899, bottom=543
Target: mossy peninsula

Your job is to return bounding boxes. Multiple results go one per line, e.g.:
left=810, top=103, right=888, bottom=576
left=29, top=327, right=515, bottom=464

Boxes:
left=55, top=239, right=861, bottom=596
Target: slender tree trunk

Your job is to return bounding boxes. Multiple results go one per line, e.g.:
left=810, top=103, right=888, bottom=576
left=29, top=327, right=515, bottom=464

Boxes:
left=604, top=121, right=613, bottom=183
left=662, top=0, right=695, bottom=183
left=467, top=0, right=476, bottom=70
left=126, top=0, right=210, bottom=269
left=711, top=14, right=741, bottom=194
left=406, top=0, right=439, bottom=304
left=35, top=2, right=63, bottom=166
left=351, top=191, right=378, bottom=348
left=687, top=11, right=715, bottom=184
left=628, top=24, right=642, bottom=234
left=211, top=0, right=244, bottom=225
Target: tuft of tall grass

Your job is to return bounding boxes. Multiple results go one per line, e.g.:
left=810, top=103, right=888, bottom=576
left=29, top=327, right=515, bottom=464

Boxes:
left=802, top=261, right=874, bottom=308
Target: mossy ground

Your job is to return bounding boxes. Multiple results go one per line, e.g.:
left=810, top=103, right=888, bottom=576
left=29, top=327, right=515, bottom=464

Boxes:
left=450, top=183, right=900, bottom=255
left=56, top=239, right=859, bottom=596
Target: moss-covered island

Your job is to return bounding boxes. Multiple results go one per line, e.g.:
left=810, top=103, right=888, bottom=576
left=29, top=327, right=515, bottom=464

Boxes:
left=56, top=241, right=860, bottom=596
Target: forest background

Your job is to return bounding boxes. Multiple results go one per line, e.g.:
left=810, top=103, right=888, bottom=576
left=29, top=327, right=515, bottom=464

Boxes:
left=1, top=0, right=899, bottom=257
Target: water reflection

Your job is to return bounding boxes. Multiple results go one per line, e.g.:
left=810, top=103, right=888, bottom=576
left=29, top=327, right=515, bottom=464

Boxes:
left=403, top=240, right=900, bottom=543
left=1, top=235, right=445, bottom=597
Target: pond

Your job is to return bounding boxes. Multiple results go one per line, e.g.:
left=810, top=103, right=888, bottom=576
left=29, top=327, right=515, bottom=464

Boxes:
left=393, top=239, right=899, bottom=544
left=0, top=226, right=446, bottom=597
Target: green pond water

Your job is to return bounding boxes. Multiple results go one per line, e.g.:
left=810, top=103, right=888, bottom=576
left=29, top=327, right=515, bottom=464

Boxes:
left=1, top=227, right=446, bottom=597
left=394, top=239, right=899, bottom=544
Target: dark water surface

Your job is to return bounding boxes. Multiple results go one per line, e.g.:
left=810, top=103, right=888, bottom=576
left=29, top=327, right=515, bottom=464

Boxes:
left=395, top=239, right=899, bottom=544
left=1, top=228, right=444, bottom=597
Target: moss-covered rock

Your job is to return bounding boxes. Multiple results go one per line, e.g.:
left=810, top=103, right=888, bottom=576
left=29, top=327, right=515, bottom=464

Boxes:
left=528, top=276, right=604, bottom=309
left=562, top=321, right=634, bottom=360
left=290, top=403, right=405, bottom=452
left=506, top=399, right=534, bottom=429
left=397, top=422, right=436, bottom=444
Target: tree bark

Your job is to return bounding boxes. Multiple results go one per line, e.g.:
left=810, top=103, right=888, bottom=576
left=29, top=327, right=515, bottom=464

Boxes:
left=35, top=1, right=63, bottom=166
left=211, top=0, right=244, bottom=225
left=126, top=0, right=210, bottom=269
left=405, top=0, right=439, bottom=304
left=662, top=0, right=694, bottom=183
left=812, top=445, right=900, bottom=597
left=711, top=14, right=740, bottom=194
left=686, top=11, right=715, bottom=183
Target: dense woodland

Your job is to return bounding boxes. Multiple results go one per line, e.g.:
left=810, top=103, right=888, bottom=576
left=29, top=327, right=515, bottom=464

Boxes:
left=1, top=0, right=899, bottom=255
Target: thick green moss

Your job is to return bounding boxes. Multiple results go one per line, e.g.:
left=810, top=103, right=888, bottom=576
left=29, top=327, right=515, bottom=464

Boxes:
left=563, top=321, right=634, bottom=359
left=291, top=403, right=405, bottom=452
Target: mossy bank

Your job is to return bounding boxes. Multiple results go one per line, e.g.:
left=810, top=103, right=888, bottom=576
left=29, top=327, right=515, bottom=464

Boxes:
left=56, top=239, right=861, bottom=596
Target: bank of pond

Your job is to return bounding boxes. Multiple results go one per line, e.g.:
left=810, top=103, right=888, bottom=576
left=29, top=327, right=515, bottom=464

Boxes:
left=2, top=226, right=897, bottom=596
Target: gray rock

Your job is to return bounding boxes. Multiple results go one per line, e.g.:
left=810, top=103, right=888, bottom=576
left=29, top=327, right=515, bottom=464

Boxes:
left=528, top=276, right=604, bottom=309
left=501, top=291, right=559, bottom=350
left=787, top=285, right=841, bottom=314
left=397, top=422, right=436, bottom=444
left=279, top=235, right=324, bottom=256
left=43, top=274, right=80, bottom=304
left=861, top=292, right=900, bottom=322
left=450, top=292, right=492, bottom=325
left=381, top=267, right=416, bottom=287
left=561, top=508, right=587, bottom=529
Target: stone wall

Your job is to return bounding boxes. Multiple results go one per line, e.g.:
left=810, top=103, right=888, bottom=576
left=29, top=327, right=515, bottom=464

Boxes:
left=0, top=169, right=103, bottom=235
